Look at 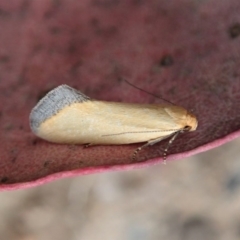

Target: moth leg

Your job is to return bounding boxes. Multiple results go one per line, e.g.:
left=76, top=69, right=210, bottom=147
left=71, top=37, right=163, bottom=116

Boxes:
left=162, top=131, right=180, bottom=160
left=132, top=131, right=181, bottom=161
left=83, top=143, right=93, bottom=148
left=132, top=137, right=166, bottom=161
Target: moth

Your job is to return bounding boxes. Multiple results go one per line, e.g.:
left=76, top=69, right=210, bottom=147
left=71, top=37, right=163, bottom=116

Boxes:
left=30, top=85, right=198, bottom=159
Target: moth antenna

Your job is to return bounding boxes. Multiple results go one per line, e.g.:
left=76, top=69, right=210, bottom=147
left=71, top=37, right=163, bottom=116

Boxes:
left=101, top=129, right=180, bottom=137
left=123, top=78, right=175, bottom=105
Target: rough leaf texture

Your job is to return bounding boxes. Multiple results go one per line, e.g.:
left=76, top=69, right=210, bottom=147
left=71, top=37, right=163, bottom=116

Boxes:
left=0, top=0, right=240, bottom=190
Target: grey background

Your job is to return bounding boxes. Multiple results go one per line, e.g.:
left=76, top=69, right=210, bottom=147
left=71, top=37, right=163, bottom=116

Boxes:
left=0, top=138, right=240, bottom=240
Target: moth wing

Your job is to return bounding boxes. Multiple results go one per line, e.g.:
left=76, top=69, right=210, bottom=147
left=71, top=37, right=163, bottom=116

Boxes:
left=30, top=85, right=90, bottom=134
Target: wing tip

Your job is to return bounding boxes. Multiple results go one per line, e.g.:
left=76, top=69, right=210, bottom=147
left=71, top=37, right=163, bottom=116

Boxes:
left=29, top=85, right=90, bottom=133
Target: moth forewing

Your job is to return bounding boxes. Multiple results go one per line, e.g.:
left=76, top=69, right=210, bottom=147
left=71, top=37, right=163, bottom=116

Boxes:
left=29, top=85, right=198, bottom=159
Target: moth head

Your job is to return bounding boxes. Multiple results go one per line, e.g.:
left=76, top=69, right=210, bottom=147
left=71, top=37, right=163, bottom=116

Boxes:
left=184, top=112, right=198, bottom=132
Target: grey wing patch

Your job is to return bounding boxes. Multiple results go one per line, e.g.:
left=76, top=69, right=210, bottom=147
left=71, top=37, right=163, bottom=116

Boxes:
left=30, top=85, right=90, bottom=133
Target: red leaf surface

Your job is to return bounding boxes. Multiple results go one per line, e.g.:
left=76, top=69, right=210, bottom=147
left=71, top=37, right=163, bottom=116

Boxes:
left=1, top=0, right=240, bottom=190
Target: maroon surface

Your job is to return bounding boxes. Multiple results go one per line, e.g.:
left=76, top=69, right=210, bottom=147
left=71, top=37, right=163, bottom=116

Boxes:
left=0, top=0, right=240, bottom=190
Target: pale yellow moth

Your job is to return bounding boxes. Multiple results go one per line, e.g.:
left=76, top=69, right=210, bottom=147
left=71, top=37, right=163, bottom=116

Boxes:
left=29, top=85, right=198, bottom=159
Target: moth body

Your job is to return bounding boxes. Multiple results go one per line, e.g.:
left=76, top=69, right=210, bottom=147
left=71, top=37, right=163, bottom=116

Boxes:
left=30, top=85, right=198, bottom=153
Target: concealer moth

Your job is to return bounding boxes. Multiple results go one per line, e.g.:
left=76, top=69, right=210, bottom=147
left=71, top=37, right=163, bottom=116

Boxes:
left=29, top=84, right=198, bottom=160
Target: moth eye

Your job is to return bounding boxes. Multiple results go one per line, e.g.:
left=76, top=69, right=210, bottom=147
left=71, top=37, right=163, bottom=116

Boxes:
left=183, top=126, right=191, bottom=131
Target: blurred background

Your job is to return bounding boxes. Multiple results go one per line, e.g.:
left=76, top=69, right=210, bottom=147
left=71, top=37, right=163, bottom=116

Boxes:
left=0, top=138, right=240, bottom=240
